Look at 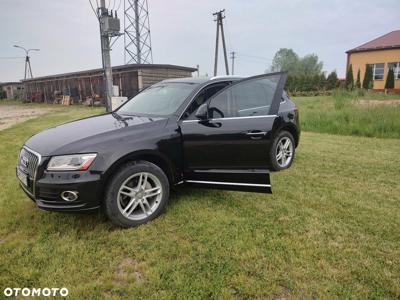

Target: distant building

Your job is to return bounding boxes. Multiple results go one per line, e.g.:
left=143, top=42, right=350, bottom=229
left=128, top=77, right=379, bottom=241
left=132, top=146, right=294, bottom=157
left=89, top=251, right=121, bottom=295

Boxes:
left=346, top=30, right=400, bottom=90
left=0, top=82, right=24, bottom=99
left=22, top=64, right=197, bottom=103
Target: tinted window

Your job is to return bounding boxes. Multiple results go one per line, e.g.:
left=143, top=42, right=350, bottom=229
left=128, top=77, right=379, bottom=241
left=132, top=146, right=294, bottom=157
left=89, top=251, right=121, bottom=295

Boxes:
left=118, top=82, right=197, bottom=116
left=183, top=83, right=230, bottom=120
left=208, top=75, right=280, bottom=119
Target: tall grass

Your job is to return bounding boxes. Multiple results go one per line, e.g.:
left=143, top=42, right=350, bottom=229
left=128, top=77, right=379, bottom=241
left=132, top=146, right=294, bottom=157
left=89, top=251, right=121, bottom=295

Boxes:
left=294, top=90, right=400, bottom=139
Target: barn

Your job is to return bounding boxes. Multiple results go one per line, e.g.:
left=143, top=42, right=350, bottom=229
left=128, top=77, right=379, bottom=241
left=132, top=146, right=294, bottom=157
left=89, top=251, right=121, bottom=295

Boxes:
left=22, top=64, right=197, bottom=104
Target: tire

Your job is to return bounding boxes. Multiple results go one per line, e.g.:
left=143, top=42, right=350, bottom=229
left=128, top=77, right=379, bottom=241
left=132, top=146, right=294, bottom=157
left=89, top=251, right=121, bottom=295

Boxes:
left=104, top=161, right=170, bottom=228
left=269, top=130, right=295, bottom=171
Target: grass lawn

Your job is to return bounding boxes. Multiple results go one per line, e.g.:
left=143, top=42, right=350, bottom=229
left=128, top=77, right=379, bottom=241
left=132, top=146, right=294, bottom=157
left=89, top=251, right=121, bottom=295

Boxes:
left=0, top=102, right=399, bottom=299
left=293, top=90, right=400, bottom=139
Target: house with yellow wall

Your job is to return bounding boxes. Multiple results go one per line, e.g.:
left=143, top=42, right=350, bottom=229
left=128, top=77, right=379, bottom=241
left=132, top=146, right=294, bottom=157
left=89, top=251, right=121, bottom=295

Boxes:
left=346, top=30, right=400, bottom=90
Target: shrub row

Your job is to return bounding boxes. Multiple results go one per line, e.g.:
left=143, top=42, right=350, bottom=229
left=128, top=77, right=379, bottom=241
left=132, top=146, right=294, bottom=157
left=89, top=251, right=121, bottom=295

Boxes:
left=285, top=72, right=340, bottom=95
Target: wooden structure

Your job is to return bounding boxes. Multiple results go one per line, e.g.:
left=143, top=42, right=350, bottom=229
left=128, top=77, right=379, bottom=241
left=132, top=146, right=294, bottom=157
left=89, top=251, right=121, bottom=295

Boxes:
left=22, top=64, right=197, bottom=103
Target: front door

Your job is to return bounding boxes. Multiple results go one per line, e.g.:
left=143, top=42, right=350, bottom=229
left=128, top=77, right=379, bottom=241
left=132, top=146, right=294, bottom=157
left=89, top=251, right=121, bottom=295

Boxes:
left=180, top=72, right=287, bottom=193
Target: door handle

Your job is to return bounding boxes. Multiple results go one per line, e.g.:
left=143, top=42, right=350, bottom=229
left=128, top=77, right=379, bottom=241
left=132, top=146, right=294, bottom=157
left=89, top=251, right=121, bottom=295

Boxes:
left=245, top=131, right=267, bottom=139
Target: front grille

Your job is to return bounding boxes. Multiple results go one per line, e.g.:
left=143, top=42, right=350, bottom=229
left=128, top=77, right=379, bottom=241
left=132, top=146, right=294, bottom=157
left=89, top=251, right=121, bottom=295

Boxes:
left=17, top=147, right=40, bottom=194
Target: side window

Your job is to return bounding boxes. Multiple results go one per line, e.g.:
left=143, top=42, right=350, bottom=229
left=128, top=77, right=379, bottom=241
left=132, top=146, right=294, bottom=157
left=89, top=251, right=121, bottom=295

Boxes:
left=208, top=75, right=280, bottom=119
left=182, top=83, right=230, bottom=120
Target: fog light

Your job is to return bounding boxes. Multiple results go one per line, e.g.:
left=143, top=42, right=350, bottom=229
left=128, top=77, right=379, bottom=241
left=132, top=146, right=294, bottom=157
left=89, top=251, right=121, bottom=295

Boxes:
left=61, top=191, right=79, bottom=202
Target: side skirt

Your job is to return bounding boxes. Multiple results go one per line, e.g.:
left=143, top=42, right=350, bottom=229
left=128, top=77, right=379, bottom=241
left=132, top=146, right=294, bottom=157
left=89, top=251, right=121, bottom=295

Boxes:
left=183, top=169, right=272, bottom=194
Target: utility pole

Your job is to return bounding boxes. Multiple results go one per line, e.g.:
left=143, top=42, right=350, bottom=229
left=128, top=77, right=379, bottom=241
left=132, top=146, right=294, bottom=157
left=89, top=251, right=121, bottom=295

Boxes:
left=99, top=0, right=113, bottom=112
left=213, top=10, right=229, bottom=76
left=13, top=45, right=39, bottom=80
left=230, top=51, right=236, bottom=75
left=94, top=0, right=121, bottom=112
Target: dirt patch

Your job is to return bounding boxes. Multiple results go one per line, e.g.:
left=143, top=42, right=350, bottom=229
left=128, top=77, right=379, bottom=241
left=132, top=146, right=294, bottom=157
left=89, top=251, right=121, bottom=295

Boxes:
left=114, top=258, right=143, bottom=283
left=0, top=105, right=54, bottom=131
left=354, top=99, right=400, bottom=107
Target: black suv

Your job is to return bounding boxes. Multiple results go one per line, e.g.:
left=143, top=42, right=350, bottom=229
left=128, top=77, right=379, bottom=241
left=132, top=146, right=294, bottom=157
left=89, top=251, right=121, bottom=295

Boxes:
left=16, top=72, right=300, bottom=227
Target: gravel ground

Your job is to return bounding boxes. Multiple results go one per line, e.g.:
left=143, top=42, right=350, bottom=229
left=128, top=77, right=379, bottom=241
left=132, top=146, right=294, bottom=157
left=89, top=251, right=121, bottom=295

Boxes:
left=0, top=105, right=54, bottom=131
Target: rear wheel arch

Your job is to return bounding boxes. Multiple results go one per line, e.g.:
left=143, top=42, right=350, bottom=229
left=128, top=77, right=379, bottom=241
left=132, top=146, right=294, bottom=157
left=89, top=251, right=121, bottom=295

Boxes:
left=276, top=123, right=299, bottom=147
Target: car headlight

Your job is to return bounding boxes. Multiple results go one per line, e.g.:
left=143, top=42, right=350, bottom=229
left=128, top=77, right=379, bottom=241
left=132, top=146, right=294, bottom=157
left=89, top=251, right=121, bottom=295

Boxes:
left=47, top=154, right=97, bottom=171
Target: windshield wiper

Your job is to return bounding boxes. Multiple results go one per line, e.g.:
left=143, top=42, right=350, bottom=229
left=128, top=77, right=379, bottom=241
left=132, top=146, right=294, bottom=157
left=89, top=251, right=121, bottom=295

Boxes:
left=112, top=112, right=134, bottom=121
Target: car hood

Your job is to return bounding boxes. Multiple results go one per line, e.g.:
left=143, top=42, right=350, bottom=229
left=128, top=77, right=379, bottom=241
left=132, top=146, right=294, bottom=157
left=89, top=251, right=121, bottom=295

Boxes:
left=25, top=113, right=168, bottom=156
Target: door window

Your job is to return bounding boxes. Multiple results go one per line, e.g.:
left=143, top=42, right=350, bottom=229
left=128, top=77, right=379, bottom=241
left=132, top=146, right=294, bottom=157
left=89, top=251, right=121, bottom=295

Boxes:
left=208, top=74, right=282, bottom=119
left=182, top=83, right=230, bottom=120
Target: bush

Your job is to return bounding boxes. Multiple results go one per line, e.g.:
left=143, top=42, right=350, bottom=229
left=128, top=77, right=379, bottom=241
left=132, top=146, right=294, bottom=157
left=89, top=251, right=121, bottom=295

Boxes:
left=385, top=68, right=395, bottom=89
left=355, top=69, right=361, bottom=89
left=326, top=71, right=340, bottom=90
left=285, top=73, right=328, bottom=94
left=363, top=65, right=373, bottom=89
left=287, top=90, right=332, bottom=97
left=346, top=64, right=354, bottom=90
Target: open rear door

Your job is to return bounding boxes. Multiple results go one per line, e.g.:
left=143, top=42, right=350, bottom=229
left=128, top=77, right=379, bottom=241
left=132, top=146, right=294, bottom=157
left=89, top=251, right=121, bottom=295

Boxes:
left=180, top=72, right=287, bottom=193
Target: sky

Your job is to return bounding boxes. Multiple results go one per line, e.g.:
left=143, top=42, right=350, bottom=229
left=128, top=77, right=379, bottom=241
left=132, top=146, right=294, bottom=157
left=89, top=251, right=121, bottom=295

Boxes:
left=0, top=0, right=398, bottom=82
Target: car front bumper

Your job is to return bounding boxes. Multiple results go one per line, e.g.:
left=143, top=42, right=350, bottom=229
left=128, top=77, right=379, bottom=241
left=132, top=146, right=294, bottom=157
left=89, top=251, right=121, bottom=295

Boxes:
left=18, top=168, right=103, bottom=212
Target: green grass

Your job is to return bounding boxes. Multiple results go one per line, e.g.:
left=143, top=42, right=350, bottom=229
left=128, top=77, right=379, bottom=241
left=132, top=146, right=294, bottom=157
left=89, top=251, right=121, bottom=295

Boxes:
left=294, top=90, right=400, bottom=139
left=0, top=104, right=399, bottom=299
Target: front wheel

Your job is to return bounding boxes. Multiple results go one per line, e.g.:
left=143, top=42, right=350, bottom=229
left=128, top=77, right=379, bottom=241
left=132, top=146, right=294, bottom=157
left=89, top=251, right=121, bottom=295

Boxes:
left=269, top=131, right=295, bottom=171
left=104, top=161, right=170, bottom=228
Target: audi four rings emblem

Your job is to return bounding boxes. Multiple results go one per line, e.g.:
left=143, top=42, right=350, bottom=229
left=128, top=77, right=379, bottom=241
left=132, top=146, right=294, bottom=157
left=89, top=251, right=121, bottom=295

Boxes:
left=21, top=156, right=29, bottom=167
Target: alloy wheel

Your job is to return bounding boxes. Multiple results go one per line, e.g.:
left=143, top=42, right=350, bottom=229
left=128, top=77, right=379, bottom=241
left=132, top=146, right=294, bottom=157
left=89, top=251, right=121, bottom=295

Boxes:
left=117, top=172, right=163, bottom=220
left=276, top=137, right=293, bottom=168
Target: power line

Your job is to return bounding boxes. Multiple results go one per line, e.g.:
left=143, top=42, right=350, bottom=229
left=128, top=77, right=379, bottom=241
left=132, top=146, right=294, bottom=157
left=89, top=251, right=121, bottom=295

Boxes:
left=88, top=0, right=99, bottom=18
left=236, top=52, right=273, bottom=61
left=0, top=57, right=25, bottom=59
left=115, top=0, right=122, bottom=11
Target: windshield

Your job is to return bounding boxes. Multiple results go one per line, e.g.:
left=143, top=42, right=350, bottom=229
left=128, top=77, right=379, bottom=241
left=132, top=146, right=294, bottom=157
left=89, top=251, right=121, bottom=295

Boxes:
left=118, top=82, right=198, bottom=116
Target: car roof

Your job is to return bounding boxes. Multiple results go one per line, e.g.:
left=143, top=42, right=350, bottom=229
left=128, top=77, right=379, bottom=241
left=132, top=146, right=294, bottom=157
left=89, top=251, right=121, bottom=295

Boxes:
left=161, top=75, right=244, bottom=85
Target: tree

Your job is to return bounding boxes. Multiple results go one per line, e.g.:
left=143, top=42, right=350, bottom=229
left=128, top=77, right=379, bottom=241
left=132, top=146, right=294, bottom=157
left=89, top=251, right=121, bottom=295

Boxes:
left=326, top=71, right=339, bottom=89
left=297, top=54, right=324, bottom=76
left=346, top=64, right=354, bottom=90
left=355, top=69, right=361, bottom=89
left=362, top=64, right=373, bottom=89
left=271, top=48, right=299, bottom=72
left=270, top=49, right=324, bottom=76
left=385, top=67, right=395, bottom=89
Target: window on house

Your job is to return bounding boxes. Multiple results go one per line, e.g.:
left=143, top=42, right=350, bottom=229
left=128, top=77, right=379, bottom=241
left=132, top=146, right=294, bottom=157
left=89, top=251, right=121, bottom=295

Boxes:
left=388, top=62, right=400, bottom=80
left=372, top=63, right=384, bottom=80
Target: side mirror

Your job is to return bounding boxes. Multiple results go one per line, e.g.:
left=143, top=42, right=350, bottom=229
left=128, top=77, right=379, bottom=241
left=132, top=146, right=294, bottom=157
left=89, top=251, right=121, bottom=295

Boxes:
left=195, top=103, right=208, bottom=120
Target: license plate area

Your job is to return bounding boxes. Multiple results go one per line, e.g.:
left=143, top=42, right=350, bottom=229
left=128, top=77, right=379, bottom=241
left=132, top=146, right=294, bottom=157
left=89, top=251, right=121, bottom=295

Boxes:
left=17, top=168, right=28, bottom=186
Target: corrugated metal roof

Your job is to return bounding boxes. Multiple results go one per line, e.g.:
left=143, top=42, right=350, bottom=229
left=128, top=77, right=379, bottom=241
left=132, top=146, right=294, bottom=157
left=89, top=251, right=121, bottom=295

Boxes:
left=22, top=63, right=197, bottom=82
left=347, top=30, right=400, bottom=53
left=0, top=81, right=22, bottom=86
